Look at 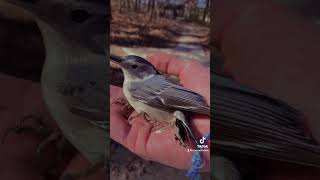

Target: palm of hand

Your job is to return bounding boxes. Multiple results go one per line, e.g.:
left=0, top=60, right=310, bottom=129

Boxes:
left=110, top=53, right=210, bottom=170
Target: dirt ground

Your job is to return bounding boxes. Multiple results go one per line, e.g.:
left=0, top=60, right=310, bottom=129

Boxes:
left=111, top=10, right=209, bottom=49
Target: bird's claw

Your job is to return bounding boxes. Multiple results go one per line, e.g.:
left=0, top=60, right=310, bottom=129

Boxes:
left=154, top=126, right=170, bottom=134
left=112, top=97, right=128, bottom=106
left=113, top=97, right=134, bottom=119
left=128, top=112, right=144, bottom=124
left=151, top=120, right=174, bottom=133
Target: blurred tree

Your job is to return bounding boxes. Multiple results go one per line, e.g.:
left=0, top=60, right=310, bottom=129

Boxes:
left=112, top=0, right=210, bottom=24
left=202, top=0, right=210, bottom=23
left=150, top=0, right=156, bottom=20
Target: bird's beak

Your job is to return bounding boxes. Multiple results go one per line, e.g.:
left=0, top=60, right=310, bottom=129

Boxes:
left=110, top=54, right=124, bottom=67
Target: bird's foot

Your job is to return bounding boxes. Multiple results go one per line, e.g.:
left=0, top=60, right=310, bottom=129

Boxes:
left=60, top=160, right=104, bottom=180
left=112, top=97, right=134, bottom=119
left=1, top=114, right=51, bottom=144
left=128, top=112, right=144, bottom=125
left=150, top=118, right=174, bottom=133
left=112, top=97, right=128, bottom=106
left=154, top=125, right=171, bottom=134
left=143, top=113, right=153, bottom=122
left=121, top=104, right=134, bottom=119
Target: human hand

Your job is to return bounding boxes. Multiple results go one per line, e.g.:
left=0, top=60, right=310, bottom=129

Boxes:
left=0, top=74, right=105, bottom=180
left=110, top=53, right=210, bottom=171
left=0, top=75, right=65, bottom=180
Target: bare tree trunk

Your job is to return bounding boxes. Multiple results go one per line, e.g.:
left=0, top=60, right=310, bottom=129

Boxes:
left=148, top=0, right=151, bottom=12
left=126, top=0, right=131, bottom=9
left=119, top=0, right=124, bottom=13
left=202, top=0, right=209, bottom=23
left=135, top=0, right=138, bottom=11
left=138, top=0, right=141, bottom=11
left=150, top=0, right=155, bottom=20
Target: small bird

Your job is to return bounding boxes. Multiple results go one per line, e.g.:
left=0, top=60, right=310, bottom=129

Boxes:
left=4, top=0, right=109, bottom=179
left=110, top=54, right=210, bottom=147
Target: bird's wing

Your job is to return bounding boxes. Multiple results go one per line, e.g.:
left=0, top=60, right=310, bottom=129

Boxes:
left=56, top=64, right=108, bottom=130
left=130, top=75, right=209, bottom=115
left=212, top=73, right=320, bottom=167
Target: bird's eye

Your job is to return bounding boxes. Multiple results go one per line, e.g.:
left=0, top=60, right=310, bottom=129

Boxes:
left=71, top=9, right=90, bottom=23
left=131, top=65, right=138, bottom=69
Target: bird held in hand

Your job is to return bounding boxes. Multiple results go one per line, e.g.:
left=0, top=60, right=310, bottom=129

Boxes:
left=111, top=54, right=210, bottom=147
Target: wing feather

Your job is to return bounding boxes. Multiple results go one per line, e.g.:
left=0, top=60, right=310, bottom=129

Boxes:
left=56, top=64, right=108, bottom=130
left=130, top=75, right=209, bottom=115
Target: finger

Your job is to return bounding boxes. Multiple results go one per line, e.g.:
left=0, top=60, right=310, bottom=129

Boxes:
left=110, top=108, right=130, bottom=145
left=191, top=116, right=210, bottom=138
left=125, top=114, right=143, bottom=150
left=124, top=113, right=152, bottom=159
left=133, top=117, right=152, bottom=159
left=146, top=52, right=191, bottom=76
left=109, top=85, right=124, bottom=103
left=110, top=85, right=130, bottom=144
left=147, top=52, right=208, bottom=74
left=191, top=117, right=211, bottom=171
left=110, top=86, right=152, bottom=159
left=143, top=53, right=210, bottom=103
left=147, top=129, right=194, bottom=169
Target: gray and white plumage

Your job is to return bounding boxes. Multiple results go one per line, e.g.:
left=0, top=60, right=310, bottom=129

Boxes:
left=212, top=70, right=320, bottom=167
left=56, top=64, right=108, bottom=129
left=111, top=55, right=209, bottom=146
left=113, top=55, right=209, bottom=115
left=129, top=74, right=209, bottom=115
left=5, top=0, right=109, bottom=164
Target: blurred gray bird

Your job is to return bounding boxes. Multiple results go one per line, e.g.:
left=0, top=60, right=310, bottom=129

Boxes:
left=4, top=0, right=109, bottom=178
left=110, top=54, right=210, bottom=147
left=212, top=67, right=320, bottom=168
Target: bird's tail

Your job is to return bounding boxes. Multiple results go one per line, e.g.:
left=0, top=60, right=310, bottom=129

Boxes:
left=212, top=72, right=320, bottom=167
left=174, top=111, right=199, bottom=147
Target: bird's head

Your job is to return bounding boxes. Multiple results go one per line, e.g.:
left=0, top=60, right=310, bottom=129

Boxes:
left=5, top=0, right=108, bottom=55
left=110, top=55, right=159, bottom=81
